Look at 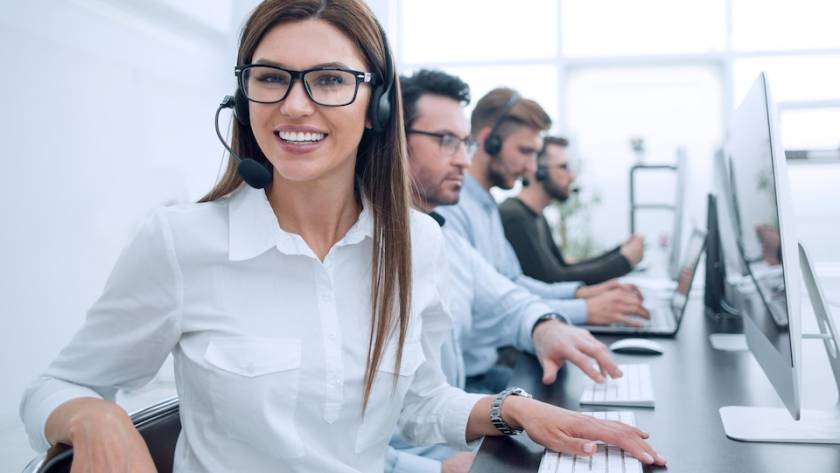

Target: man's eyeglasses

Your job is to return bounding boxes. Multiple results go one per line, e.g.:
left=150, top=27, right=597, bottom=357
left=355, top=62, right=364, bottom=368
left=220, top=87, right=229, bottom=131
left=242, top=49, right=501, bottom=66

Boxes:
left=235, top=64, right=378, bottom=106
left=407, top=129, right=477, bottom=157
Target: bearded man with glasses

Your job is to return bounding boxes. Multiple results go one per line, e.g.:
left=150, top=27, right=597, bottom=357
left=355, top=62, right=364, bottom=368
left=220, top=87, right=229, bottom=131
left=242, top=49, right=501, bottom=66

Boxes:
left=500, top=136, right=646, bottom=285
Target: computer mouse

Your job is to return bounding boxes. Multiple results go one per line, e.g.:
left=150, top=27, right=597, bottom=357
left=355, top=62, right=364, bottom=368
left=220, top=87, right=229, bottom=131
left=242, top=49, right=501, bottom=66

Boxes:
left=609, top=338, right=664, bottom=355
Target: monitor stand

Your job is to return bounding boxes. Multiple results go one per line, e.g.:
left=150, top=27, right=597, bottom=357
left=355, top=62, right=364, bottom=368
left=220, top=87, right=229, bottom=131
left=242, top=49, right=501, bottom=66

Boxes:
left=719, top=242, right=840, bottom=443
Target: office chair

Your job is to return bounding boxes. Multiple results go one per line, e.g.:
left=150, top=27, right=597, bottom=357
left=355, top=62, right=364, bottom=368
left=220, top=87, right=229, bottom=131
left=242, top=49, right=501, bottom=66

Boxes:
left=21, top=396, right=181, bottom=473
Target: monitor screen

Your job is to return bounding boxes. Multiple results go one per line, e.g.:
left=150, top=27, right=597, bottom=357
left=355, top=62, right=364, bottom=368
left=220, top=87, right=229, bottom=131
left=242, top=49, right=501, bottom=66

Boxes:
left=712, top=149, right=748, bottom=278
left=669, top=228, right=706, bottom=319
left=728, top=73, right=796, bottom=372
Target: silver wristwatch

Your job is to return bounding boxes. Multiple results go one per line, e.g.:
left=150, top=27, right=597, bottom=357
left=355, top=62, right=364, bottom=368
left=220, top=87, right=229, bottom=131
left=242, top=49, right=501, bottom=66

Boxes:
left=490, top=387, right=532, bottom=435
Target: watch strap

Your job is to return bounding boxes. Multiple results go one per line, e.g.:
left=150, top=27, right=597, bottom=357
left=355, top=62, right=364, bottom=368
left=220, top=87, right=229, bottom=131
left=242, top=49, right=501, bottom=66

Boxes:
left=490, top=387, right=532, bottom=435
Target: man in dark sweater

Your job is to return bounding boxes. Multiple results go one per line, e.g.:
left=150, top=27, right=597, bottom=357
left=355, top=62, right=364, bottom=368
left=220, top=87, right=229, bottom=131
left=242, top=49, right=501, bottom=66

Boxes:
left=500, top=136, right=644, bottom=285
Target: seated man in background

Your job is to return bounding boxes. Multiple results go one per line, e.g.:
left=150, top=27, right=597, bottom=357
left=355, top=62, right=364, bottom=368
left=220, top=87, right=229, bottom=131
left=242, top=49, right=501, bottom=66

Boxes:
left=387, top=69, right=624, bottom=473
left=435, top=87, right=649, bottom=328
left=499, top=136, right=644, bottom=285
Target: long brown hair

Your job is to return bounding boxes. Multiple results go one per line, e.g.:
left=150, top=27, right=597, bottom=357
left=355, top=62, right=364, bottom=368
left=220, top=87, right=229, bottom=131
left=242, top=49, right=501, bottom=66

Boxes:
left=201, top=0, right=412, bottom=411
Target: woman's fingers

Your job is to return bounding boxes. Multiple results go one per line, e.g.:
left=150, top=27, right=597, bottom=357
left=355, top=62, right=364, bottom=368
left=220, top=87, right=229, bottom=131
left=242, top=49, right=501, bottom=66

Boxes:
left=546, top=431, right=600, bottom=457
left=520, top=397, right=666, bottom=467
left=573, top=417, right=666, bottom=466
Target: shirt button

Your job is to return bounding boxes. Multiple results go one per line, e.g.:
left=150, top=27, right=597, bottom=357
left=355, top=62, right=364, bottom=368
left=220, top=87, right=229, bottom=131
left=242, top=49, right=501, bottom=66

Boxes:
left=246, top=362, right=256, bottom=373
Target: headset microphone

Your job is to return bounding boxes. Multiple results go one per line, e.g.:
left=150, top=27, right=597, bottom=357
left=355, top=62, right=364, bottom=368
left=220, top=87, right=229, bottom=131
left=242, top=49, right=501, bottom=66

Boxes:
left=521, top=176, right=531, bottom=187
left=215, top=96, right=273, bottom=189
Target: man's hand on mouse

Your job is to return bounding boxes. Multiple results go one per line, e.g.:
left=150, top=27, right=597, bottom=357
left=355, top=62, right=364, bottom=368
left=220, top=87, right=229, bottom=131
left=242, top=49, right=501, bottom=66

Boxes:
left=532, top=319, right=622, bottom=385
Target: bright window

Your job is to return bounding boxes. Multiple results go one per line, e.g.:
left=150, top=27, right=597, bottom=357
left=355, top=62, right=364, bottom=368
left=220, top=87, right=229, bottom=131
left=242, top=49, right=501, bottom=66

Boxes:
left=733, top=55, right=840, bottom=105
left=732, top=0, right=840, bottom=51
left=565, top=65, right=722, bottom=244
left=416, top=64, right=560, bottom=126
left=561, top=0, right=726, bottom=56
left=780, top=108, right=840, bottom=150
left=399, top=0, right=558, bottom=63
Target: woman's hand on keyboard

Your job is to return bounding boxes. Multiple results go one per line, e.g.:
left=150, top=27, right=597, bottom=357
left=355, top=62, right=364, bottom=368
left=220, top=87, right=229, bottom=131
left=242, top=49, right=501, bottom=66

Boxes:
left=504, top=397, right=667, bottom=466
left=532, top=320, right=621, bottom=384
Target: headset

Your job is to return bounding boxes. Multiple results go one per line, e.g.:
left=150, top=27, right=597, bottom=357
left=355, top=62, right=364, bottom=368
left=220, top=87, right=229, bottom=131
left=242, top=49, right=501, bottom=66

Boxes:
left=482, top=92, right=521, bottom=156
left=522, top=159, right=548, bottom=188
left=530, top=158, right=580, bottom=195
left=535, top=162, right=549, bottom=182
left=215, top=17, right=396, bottom=189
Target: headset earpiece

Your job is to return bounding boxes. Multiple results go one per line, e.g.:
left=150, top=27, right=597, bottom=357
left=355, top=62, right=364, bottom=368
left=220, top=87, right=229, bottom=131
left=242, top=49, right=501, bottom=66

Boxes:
left=484, top=134, right=503, bottom=156
left=482, top=92, right=521, bottom=157
left=233, top=87, right=250, bottom=127
left=369, top=83, right=391, bottom=133
left=368, top=18, right=394, bottom=133
left=535, top=164, right=548, bottom=182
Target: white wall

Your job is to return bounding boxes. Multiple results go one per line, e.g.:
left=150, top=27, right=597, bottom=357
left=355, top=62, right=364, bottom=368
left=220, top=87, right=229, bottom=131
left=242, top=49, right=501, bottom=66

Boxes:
left=0, top=0, right=258, bottom=466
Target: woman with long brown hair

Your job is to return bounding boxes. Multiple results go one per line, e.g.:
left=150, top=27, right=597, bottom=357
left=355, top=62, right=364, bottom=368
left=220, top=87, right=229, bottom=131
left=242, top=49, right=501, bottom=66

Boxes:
left=21, top=1, right=663, bottom=472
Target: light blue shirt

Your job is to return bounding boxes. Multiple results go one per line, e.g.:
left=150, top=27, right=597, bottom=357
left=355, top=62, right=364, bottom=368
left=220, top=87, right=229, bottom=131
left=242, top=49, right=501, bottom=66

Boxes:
left=436, top=174, right=589, bottom=324
left=386, top=213, right=557, bottom=473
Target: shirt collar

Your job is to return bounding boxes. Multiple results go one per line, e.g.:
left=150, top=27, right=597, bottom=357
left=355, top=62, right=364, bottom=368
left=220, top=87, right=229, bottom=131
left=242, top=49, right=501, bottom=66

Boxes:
left=228, top=185, right=373, bottom=261
left=463, top=173, right=496, bottom=210
left=428, top=211, right=446, bottom=227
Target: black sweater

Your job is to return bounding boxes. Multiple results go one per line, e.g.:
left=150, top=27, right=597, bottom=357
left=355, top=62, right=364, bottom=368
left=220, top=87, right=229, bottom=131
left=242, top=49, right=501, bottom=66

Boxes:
left=499, top=197, right=632, bottom=285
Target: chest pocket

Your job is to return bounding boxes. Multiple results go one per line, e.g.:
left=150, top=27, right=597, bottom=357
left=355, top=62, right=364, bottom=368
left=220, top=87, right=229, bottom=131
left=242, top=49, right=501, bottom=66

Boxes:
left=204, top=337, right=304, bottom=459
left=354, top=341, right=426, bottom=453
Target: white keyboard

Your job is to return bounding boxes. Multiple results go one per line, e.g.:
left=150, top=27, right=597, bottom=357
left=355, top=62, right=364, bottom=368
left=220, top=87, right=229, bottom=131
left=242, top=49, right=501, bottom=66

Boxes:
left=580, top=364, right=654, bottom=408
left=538, top=411, right=643, bottom=473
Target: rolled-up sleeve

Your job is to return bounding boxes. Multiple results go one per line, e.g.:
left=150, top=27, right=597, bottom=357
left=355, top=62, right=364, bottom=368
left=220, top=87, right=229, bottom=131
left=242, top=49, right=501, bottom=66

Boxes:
left=397, top=224, right=484, bottom=450
left=19, top=210, right=183, bottom=452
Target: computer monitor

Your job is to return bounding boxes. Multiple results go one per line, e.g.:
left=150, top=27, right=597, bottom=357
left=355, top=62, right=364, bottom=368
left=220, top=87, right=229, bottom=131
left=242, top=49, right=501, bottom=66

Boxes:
left=719, top=72, right=840, bottom=443
left=712, top=149, right=748, bottom=278
left=667, top=148, right=688, bottom=280
left=671, top=227, right=706, bottom=316
left=704, top=192, right=740, bottom=319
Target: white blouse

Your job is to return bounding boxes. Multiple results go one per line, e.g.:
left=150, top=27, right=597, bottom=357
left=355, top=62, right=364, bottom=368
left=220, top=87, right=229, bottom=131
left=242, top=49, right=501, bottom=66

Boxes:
left=20, top=185, right=483, bottom=473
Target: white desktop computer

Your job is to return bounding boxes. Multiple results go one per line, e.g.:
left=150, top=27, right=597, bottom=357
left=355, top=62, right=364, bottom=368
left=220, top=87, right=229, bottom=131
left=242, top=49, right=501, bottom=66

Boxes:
left=667, top=148, right=688, bottom=281
left=718, top=72, right=840, bottom=443
left=712, top=148, right=749, bottom=280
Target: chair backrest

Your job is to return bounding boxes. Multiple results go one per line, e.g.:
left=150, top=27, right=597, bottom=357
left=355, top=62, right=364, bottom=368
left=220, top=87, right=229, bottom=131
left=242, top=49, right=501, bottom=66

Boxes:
left=33, top=397, right=181, bottom=473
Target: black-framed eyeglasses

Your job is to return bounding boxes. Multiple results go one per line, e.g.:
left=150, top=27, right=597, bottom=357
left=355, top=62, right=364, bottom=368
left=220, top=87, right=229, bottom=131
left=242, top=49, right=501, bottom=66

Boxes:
left=235, top=64, right=377, bottom=106
left=407, top=129, right=477, bottom=157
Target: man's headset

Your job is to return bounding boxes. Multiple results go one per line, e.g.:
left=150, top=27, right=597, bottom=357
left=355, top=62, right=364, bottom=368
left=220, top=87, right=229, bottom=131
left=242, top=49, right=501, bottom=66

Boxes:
left=534, top=162, right=549, bottom=182
left=482, top=92, right=521, bottom=156
left=529, top=158, right=581, bottom=194
left=213, top=18, right=396, bottom=189
left=522, top=159, right=546, bottom=188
